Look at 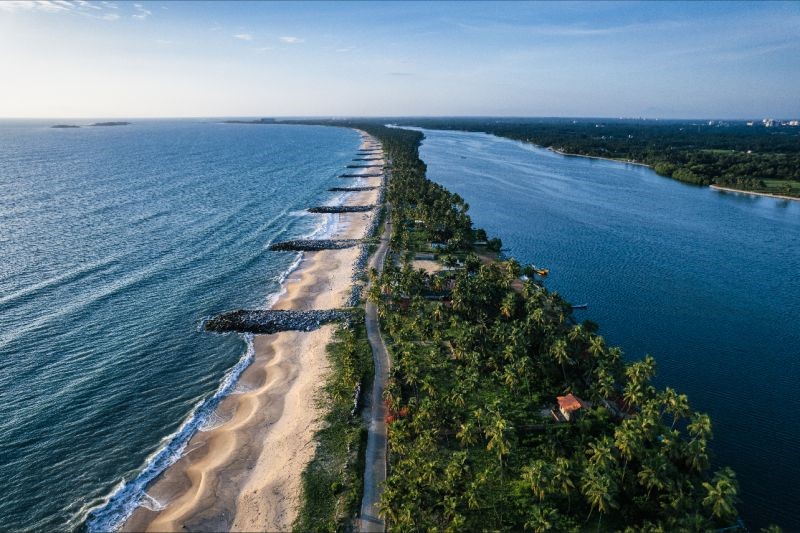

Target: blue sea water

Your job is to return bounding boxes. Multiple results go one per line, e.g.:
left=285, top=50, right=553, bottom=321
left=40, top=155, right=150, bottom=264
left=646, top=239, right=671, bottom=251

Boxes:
left=0, top=120, right=360, bottom=531
left=412, top=127, right=800, bottom=530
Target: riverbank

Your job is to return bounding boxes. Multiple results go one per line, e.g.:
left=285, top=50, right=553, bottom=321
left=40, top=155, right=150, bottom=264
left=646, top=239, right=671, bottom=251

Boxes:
left=710, top=184, right=800, bottom=202
left=120, top=133, right=384, bottom=532
left=547, top=146, right=653, bottom=168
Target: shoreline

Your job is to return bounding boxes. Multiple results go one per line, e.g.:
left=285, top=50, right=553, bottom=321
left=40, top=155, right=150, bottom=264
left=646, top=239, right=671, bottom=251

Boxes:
left=545, top=146, right=653, bottom=168
left=537, top=144, right=797, bottom=201
left=117, top=131, right=384, bottom=532
left=710, top=184, right=800, bottom=202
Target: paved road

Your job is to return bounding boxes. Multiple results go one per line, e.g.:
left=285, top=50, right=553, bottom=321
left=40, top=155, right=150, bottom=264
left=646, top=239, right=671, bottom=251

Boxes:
left=359, top=204, right=392, bottom=533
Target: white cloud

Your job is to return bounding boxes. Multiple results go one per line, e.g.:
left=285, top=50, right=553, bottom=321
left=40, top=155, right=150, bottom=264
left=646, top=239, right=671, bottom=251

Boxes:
left=132, top=2, right=150, bottom=19
left=336, top=47, right=354, bottom=53
left=234, top=33, right=253, bottom=41
left=0, top=1, right=70, bottom=12
left=75, top=0, right=101, bottom=9
left=0, top=0, right=120, bottom=19
left=280, top=36, right=304, bottom=44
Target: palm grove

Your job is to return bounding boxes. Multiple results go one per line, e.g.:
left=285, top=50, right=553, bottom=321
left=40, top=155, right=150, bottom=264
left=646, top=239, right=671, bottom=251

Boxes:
left=366, top=123, right=740, bottom=531
left=292, top=120, right=743, bottom=531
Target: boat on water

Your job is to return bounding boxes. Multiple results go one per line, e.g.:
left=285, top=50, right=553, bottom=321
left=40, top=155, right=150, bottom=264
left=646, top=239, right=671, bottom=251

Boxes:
left=572, top=303, right=589, bottom=310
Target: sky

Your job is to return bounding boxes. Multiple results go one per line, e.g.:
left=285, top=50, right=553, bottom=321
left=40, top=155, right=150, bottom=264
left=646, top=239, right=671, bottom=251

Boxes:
left=1, top=0, right=798, bottom=119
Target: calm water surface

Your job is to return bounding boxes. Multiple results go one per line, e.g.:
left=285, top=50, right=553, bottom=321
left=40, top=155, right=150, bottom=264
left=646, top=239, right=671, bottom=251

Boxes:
left=0, top=120, right=359, bottom=531
left=414, top=127, right=800, bottom=530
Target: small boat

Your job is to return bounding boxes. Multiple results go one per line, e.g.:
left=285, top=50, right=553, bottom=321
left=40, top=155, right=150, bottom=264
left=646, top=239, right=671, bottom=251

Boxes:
left=572, top=303, right=589, bottom=310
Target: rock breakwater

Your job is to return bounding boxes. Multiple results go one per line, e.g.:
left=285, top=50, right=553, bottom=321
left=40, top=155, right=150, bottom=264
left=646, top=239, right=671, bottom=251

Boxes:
left=205, top=309, right=357, bottom=334
left=307, top=205, right=375, bottom=214
left=268, top=239, right=361, bottom=251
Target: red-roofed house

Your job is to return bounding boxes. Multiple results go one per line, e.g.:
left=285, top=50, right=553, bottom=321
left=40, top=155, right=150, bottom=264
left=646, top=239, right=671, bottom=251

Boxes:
left=556, top=393, right=587, bottom=422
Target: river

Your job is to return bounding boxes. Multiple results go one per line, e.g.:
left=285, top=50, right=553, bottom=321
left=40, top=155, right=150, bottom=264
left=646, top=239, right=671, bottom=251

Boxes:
left=413, top=127, right=800, bottom=530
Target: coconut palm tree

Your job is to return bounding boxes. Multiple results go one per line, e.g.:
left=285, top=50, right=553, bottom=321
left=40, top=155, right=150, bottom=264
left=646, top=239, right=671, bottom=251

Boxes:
left=661, top=387, right=691, bottom=428
left=550, top=338, right=572, bottom=383
left=614, top=422, right=640, bottom=484
left=525, top=505, right=559, bottom=533
left=701, top=467, right=738, bottom=522
left=521, top=460, right=551, bottom=501
left=581, top=464, right=618, bottom=523
left=500, top=292, right=516, bottom=318
left=552, top=457, right=575, bottom=512
left=588, top=335, right=606, bottom=360
left=687, top=412, right=713, bottom=442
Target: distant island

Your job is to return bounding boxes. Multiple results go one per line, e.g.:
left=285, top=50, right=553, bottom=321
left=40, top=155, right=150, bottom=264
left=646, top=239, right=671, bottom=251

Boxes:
left=91, top=122, right=130, bottom=127
left=223, top=118, right=276, bottom=124
left=52, top=124, right=80, bottom=128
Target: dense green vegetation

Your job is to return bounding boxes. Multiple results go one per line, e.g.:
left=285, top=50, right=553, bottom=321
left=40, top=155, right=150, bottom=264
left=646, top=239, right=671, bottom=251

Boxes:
left=294, top=320, right=372, bottom=532
left=392, top=118, right=800, bottom=197
left=299, top=120, right=746, bottom=531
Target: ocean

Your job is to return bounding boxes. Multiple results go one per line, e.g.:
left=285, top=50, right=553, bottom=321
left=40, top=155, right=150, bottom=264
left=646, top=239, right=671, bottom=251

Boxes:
left=0, top=120, right=360, bottom=531
left=411, top=127, right=800, bottom=530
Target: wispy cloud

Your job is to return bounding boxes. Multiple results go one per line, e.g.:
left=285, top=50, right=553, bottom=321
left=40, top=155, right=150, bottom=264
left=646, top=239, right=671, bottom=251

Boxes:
left=234, top=33, right=254, bottom=41
left=0, top=1, right=71, bottom=13
left=0, top=0, right=123, bottom=20
left=280, top=36, right=304, bottom=44
left=132, top=3, right=150, bottom=19
left=451, top=18, right=690, bottom=38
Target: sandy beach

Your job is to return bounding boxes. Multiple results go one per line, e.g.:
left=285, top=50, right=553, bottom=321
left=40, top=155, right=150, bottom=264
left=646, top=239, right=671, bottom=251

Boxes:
left=122, top=131, right=383, bottom=532
left=710, top=184, right=800, bottom=202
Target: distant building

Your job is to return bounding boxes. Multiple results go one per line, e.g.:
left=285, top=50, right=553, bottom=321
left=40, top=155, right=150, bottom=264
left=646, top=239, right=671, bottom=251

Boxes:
left=556, top=394, right=588, bottom=422
left=746, top=121, right=754, bottom=126
left=789, top=120, right=799, bottom=127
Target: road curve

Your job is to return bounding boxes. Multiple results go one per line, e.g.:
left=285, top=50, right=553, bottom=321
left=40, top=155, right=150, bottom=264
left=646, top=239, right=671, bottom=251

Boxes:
left=359, top=204, right=392, bottom=533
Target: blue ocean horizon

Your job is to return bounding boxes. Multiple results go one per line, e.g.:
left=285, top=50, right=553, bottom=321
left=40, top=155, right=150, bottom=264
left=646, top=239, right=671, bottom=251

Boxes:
left=0, top=120, right=360, bottom=531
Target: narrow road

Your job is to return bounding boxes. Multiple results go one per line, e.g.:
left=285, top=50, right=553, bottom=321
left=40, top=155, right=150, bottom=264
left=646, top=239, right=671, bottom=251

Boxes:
left=359, top=204, right=392, bottom=533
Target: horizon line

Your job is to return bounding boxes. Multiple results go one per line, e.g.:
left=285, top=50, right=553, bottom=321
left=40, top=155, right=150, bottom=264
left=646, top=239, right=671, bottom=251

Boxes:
left=1, top=114, right=795, bottom=122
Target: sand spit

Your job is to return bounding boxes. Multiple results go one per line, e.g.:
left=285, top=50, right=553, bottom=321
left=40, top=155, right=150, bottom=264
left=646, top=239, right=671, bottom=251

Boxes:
left=121, top=132, right=384, bottom=532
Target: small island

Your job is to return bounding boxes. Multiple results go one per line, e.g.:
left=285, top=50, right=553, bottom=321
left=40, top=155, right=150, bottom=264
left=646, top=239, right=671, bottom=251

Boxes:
left=90, top=122, right=131, bottom=127
left=223, top=118, right=276, bottom=124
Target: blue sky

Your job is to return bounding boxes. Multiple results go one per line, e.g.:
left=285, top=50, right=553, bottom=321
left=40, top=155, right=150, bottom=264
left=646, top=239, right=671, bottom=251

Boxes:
left=1, top=1, right=798, bottom=118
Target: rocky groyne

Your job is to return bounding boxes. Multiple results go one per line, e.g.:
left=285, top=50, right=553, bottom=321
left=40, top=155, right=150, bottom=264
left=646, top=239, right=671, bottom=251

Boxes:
left=328, top=186, right=378, bottom=192
left=346, top=164, right=382, bottom=169
left=307, top=205, right=375, bottom=213
left=340, top=173, right=383, bottom=178
left=205, top=309, right=356, bottom=334
left=268, top=239, right=361, bottom=251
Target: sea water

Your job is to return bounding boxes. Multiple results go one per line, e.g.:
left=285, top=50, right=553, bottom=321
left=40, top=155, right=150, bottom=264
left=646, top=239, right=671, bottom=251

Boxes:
left=0, top=120, right=359, bottom=531
left=413, top=127, right=800, bottom=530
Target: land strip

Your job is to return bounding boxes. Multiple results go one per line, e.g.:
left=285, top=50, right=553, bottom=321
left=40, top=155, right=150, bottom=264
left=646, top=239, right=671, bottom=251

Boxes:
left=121, top=133, right=385, bottom=532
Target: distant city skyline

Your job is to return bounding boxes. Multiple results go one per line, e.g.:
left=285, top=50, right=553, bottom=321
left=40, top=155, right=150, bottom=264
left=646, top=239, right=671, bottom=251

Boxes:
left=1, top=0, right=798, bottom=119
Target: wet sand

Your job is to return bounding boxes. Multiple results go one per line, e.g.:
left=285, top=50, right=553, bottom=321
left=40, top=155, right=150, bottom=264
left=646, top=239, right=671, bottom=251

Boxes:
left=122, top=132, right=383, bottom=532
